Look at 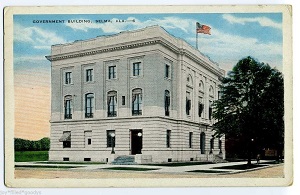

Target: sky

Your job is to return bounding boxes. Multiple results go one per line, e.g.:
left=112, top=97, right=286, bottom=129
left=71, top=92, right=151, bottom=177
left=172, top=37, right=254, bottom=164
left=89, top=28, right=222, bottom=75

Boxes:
left=13, top=13, right=283, bottom=140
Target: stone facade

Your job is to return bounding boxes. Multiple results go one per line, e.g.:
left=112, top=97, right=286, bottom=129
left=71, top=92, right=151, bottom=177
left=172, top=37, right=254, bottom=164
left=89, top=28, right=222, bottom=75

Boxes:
left=46, top=25, right=225, bottom=163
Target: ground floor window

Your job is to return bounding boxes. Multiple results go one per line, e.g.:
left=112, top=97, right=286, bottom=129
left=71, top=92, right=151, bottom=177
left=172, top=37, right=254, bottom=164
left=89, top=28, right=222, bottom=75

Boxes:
left=107, top=130, right=115, bottom=147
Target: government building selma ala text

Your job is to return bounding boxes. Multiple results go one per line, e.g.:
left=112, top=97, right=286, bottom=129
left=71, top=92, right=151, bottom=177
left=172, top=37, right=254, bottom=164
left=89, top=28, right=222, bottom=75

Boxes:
left=46, top=25, right=225, bottom=163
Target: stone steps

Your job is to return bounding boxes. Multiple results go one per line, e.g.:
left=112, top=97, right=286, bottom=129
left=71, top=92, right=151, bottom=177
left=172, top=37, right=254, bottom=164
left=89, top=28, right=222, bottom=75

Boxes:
left=111, top=155, right=137, bottom=165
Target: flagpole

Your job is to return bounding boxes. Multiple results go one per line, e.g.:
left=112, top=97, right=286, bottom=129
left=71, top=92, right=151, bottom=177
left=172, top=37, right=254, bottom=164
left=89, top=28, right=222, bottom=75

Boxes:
left=196, top=23, right=198, bottom=49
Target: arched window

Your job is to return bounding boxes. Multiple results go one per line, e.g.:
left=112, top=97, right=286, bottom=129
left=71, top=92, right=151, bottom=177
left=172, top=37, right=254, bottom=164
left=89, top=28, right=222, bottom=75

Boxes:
left=132, top=88, right=142, bottom=116
left=187, top=74, right=193, bottom=87
left=186, top=92, right=191, bottom=116
left=209, top=85, right=214, bottom=97
left=165, top=90, right=170, bottom=116
left=200, top=132, right=206, bottom=154
left=199, top=81, right=204, bottom=92
left=107, top=91, right=117, bottom=117
left=64, top=95, right=72, bottom=119
left=85, top=93, right=94, bottom=118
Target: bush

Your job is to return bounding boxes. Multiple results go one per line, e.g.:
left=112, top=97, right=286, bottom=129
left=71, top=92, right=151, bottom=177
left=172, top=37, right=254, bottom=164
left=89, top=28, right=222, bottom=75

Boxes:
left=14, top=137, right=50, bottom=151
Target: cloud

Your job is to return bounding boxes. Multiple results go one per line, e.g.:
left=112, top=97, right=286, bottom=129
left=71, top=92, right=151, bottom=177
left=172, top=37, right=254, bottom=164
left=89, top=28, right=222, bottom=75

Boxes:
left=187, top=26, right=282, bottom=73
left=222, top=14, right=281, bottom=29
left=65, top=16, right=196, bottom=34
left=14, top=23, right=66, bottom=49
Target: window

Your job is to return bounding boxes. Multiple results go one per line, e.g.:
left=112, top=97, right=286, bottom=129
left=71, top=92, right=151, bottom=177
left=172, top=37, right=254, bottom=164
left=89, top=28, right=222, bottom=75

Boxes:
left=165, top=90, right=170, bottom=116
left=107, top=91, right=117, bottom=117
left=198, top=97, right=204, bottom=117
left=107, top=130, right=115, bottom=147
left=200, top=132, right=206, bottom=154
left=210, top=137, right=214, bottom=153
left=186, top=92, right=191, bottom=116
left=59, top=131, right=71, bottom=148
left=132, top=88, right=142, bottom=116
left=85, top=93, right=94, bottom=118
left=133, top=62, right=141, bottom=76
left=65, top=72, right=72, bottom=84
left=219, top=138, right=222, bottom=153
left=122, top=96, right=125, bottom=105
left=209, top=100, right=213, bottom=120
left=86, top=69, right=93, bottom=82
left=85, top=131, right=92, bottom=147
left=189, top=132, right=193, bottom=148
left=108, top=65, right=116, bottom=79
left=166, top=130, right=171, bottom=148
left=64, top=95, right=72, bottom=119
left=165, top=64, right=170, bottom=78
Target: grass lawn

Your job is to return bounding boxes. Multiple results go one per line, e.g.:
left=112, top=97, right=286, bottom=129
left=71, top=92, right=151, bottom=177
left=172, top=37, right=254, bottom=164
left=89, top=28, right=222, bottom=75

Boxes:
left=212, top=164, right=267, bottom=170
left=143, top=162, right=214, bottom=167
left=35, top=161, right=105, bottom=165
left=15, top=165, right=80, bottom=169
left=15, top=151, right=48, bottom=162
left=187, top=170, right=230, bottom=173
left=102, top=167, right=159, bottom=171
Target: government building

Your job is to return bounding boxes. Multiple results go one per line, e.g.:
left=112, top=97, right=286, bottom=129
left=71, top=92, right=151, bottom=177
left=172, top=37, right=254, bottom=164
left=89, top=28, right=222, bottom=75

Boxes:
left=46, top=25, right=225, bottom=163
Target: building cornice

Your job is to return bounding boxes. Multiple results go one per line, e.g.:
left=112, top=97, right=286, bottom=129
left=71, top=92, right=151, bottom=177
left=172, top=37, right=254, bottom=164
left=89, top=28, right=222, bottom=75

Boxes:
left=46, top=36, right=224, bottom=77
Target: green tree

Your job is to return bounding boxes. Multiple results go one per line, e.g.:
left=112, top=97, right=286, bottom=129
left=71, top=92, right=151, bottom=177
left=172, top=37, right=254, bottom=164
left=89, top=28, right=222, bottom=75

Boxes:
left=213, top=56, right=284, bottom=165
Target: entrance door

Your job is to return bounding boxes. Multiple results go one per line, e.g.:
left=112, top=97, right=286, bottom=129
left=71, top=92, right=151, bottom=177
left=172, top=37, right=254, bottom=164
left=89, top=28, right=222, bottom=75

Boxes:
left=131, top=130, right=143, bottom=155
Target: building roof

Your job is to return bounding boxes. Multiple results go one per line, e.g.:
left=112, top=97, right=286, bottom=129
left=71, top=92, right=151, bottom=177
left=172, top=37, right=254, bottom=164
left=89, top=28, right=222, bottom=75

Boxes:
left=46, top=25, right=224, bottom=77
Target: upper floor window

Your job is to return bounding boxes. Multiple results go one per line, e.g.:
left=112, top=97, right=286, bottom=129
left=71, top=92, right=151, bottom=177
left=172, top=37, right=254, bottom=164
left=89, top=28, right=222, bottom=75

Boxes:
left=133, top=62, right=141, bottom=76
left=107, top=91, right=117, bottom=117
left=65, top=72, right=72, bottom=84
left=209, top=100, right=213, bottom=120
left=85, top=93, right=94, bottom=118
left=108, top=65, right=116, bottom=79
left=165, top=90, right=170, bottom=116
left=209, top=85, right=214, bottom=97
left=64, top=95, right=72, bottom=119
left=132, top=88, right=142, bottom=116
left=198, top=97, right=204, bottom=117
left=199, top=81, right=204, bottom=92
left=186, top=92, right=191, bottom=116
left=86, top=69, right=93, bottom=82
left=187, top=74, right=193, bottom=87
left=165, top=64, right=170, bottom=78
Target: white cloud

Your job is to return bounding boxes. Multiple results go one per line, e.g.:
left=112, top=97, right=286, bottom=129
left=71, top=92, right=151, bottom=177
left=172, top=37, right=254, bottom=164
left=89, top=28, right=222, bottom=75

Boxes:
left=65, top=17, right=196, bottom=34
left=222, top=14, right=281, bottom=29
left=14, top=23, right=66, bottom=49
left=14, top=55, right=47, bottom=63
left=187, top=26, right=282, bottom=73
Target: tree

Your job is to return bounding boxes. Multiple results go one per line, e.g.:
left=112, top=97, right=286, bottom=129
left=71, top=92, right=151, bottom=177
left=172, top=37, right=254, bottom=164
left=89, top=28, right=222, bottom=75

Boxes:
left=213, top=56, right=284, bottom=165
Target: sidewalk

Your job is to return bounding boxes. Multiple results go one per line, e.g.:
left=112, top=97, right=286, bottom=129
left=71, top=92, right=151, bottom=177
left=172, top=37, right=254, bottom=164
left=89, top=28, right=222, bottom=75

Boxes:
left=15, top=160, right=282, bottom=175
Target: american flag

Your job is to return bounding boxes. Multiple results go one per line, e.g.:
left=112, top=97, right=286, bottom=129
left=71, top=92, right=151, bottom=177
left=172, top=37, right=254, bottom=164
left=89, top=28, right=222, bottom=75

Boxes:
left=196, top=22, right=211, bottom=35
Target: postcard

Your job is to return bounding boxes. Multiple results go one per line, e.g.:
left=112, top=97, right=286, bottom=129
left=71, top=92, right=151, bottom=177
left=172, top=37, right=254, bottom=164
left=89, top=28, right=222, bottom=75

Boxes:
left=4, top=5, right=293, bottom=187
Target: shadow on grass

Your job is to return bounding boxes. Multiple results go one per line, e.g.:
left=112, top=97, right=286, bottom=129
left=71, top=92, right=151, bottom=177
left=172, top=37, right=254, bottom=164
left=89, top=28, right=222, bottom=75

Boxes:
left=35, top=161, right=105, bottom=165
left=261, top=161, right=284, bottom=165
left=15, top=165, right=80, bottom=169
left=187, top=170, right=230, bottom=174
left=102, top=167, right=159, bottom=171
left=212, top=164, right=267, bottom=170
left=143, top=162, right=214, bottom=167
